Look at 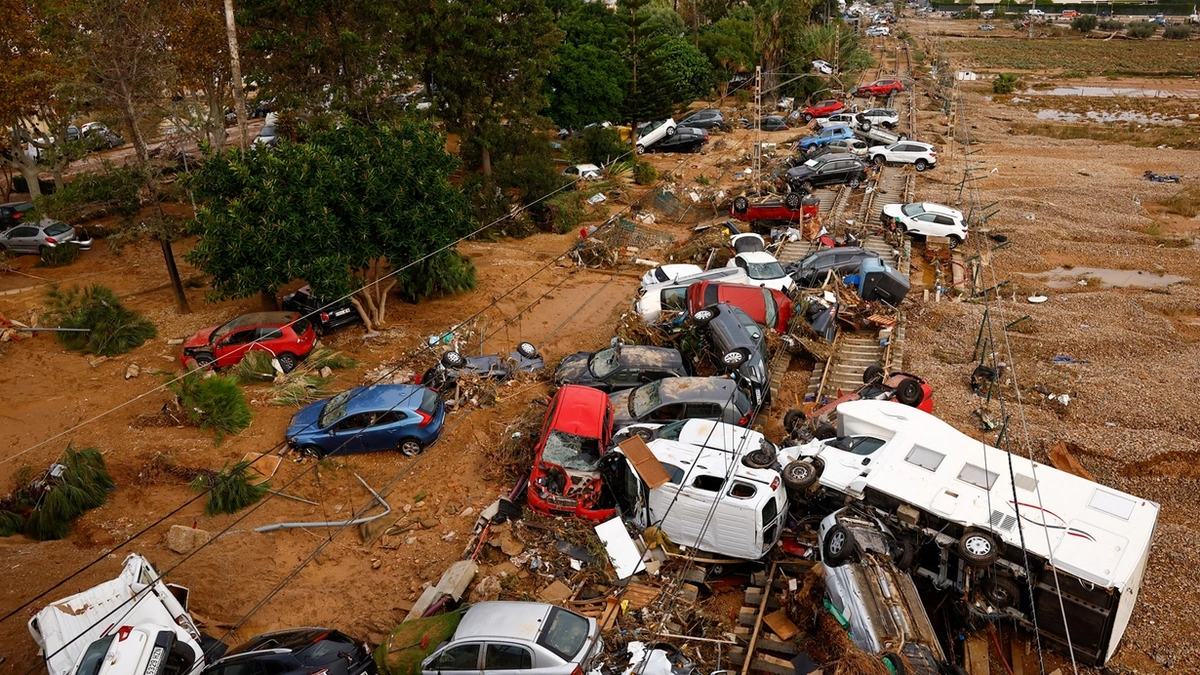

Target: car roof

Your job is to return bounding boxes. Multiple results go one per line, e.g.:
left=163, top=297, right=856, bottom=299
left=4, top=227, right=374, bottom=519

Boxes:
left=910, top=202, right=962, bottom=217
left=799, top=246, right=877, bottom=265
left=737, top=251, right=780, bottom=265
left=1, top=201, right=34, bottom=209
left=344, top=384, right=428, bottom=415
left=549, top=384, right=611, bottom=437
left=454, top=601, right=555, bottom=641
left=897, top=141, right=935, bottom=150
left=221, top=311, right=298, bottom=331
left=653, top=377, right=738, bottom=402
left=573, top=164, right=600, bottom=171
left=620, top=345, right=685, bottom=368
left=817, top=152, right=861, bottom=162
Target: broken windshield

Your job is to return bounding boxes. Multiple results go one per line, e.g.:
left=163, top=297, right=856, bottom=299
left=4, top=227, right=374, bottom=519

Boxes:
left=589, top=348, right=621, bottom=379
left=629, top=381, right=663, bottom=417
left=746, top=260, right=785, bottom=281
left=542, top=430, right=602, bottom=471
left=319, top=389, right=352, bottom=428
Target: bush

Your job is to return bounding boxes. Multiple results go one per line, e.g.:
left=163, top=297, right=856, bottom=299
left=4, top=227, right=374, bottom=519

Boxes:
left=190, top=460, right=269, bottom=516
left=1164, top=24, right=1191, bottom=39
left=546, top=191, right=587, bottom=234
left=397, top=249, right=478, bottom=303
left=1099, top=18, right=1125, bottom=30
left=0, top=445, right=115, bottom=541
left=45, top=285, right=157, bottom=356
left=170, top=370, right=253, bottom=442
left=993, top=73, right=1022, bottom=94
left=1072, top=15, right=1098, bottom=33
left=38, top=244, right=81, bottom=268
left=633, top=161, right=658, bottom=186
left=35, top=163, right=142, bottom=224
left=1127, top=21, right=1157, bottom=38
left=567, top=126, right=628, bottom=167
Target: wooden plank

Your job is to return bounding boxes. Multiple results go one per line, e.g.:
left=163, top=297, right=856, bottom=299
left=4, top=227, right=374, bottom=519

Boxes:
left=964, top=633, right=991, bottom=675
left=754, top=638, right=798, bottom=655
left=749, top=656, right=796, bottom=675
left=600, top=597, right=620, bottom=630
left=740, top=562, right=777, bottom=675
left=762, top=610, right=799, bottom=641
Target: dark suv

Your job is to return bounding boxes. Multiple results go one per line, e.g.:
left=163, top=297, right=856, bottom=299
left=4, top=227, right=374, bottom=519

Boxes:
left=679, top=108, right=729, bottom=131
left=692, top=303, right=770, bottom=406
left=555, top=344, right=689, bottom=392
left=786, top=247, right=881, bottom=288
left=280, top=285, right=361, bottom=334
left=782, top=153, right=870, bottom=193
left=202, top=628, right=376, bottom=675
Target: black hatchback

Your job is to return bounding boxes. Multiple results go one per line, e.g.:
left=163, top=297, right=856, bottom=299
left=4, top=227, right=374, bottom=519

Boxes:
left=782, top=153, right=869, bottom=193
left=280, top=285, right=361, bottom=335
left=203, top=628, right=376, bottom=675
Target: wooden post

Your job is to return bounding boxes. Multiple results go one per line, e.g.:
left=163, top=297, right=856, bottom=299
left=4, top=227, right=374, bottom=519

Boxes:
left=740, top=562, right=777, bottom=675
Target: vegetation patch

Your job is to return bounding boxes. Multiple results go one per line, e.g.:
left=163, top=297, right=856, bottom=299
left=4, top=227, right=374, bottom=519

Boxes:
left=0, top=446, right=115, bottom=541
left=169, top=369, right=253, bottom=442
left=957, top=37, right=1200, bottom=75
left=1161, top=183, right=1200, bottom=218
left=189, top=460, right=270, bottom=516
left=38, top=243, right=81, bottom=268
left=35, top=163, right=143, bottom=224
left=44, top=285, right=157, bottom=356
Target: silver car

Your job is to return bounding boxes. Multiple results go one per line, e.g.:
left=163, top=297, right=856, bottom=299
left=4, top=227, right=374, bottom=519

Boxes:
left=421, top=602, right=603, bottom=675
left=0, top=219, right=91, bottom=255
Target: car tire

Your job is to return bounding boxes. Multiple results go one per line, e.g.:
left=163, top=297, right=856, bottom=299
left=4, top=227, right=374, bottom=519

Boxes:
left=692, top=307, right=717, bottom=325
left=873, top=155, right=886, bottom=167
left=276, top=352, right=298, bottom=373
left=721, top=348, right=749, bottom=369
left=193, top=352, right=216, bottom=369
left=899, top=132, right=910, bottom=141
left=949, top=235, right=963, bottom=249
left=783, top=408, right=807, bottom=433
left=848, top=176, right=861, bottom=189
left=666, top=126, right=676, bottom=136
left=915, top=159, right=928, bottom=172
left=517, top=341, right=539, bottom=359
left=814, top=422, right=836, bottom=440
left=861, top=120, right=873, bottom=131
left=800, top=181, right=815, bottom=193
left=442, top=350, right=465, bottom=368
left=785, top=191, right=802, bottom=210
left=636, top=144, right=645, bottom=154
left=959, top=530, right=1000, bottom=568
left=782, top=460, right=821, bottom=492
left=884, top=122, right=896, bottom=130
left=880, top=652, right=908, bottom=675
left=863, top=363, right=885, bottom=385
left=733, top=196, right=750, bottom=214
left=822, top=524, right=857, bottom=567
left=892, top=540, right=916, bottom=570
left=298, top=445, right=326, bottom=459
left=742, top=446, right=776, bottom=469
left=982, top=575, right=1020, bottom=609
left=802, top=113, right=813, bottom=123
left=895, top=377, right=924, bottom=406
left=398, top=437, right=424, bottom=457
left=38, top=245, right=48, bottom=255
left=632, top=427, right=655, bottom=442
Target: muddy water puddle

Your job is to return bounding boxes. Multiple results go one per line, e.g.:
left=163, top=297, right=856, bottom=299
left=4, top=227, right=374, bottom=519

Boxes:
left=1035, top=109, right=1184, bottom=125
left=1023, top=266, right=1188, bottom=289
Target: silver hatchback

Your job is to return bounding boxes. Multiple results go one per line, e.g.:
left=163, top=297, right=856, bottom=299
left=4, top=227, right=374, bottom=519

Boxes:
left=0, top=219, right=92, bottom=255
left=422, top=602, right=603, bottom=675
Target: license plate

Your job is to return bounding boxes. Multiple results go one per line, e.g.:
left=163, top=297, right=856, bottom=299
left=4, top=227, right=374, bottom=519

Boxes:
left=333, top=308, right=351, bottom=316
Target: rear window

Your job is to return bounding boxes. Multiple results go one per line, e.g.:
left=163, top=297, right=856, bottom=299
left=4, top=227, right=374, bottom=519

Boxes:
left=703, top=284, right=719, bottom=306
left=44, top=223, right=70, bottom=236
left=419, top=387, right=440, bottom=415
left=537, top=607, right=590, bottom=661
left=291, top=317, right=310, bottom=335
left=75, top=636, right=115, bottom=675
left=734, top=388, right=752, bottom=414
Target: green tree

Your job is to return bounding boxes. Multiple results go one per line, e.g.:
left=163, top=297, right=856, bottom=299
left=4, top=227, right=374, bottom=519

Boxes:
left=1072, top=14, right=1098, bottom=33
left=617, top=0, right=678, bottom=156
left=655, top=37, right=714, bottom=104
left=547, top=43, right=627, bottom=130
left=186, top=120, right=477, bottom=330
left=699, top=10, right=757, bottom=96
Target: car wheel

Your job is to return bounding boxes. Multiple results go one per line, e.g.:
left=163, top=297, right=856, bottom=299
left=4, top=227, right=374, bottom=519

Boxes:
left=733, top=196, right=750, bottom=214
left=813, top=422, right=836, bottom=440
left=298, top=445, right=326, bottom=459
left=398, top=437, right=424, bottom=457
left=692, top=307, right=717, bottom=325
left=949, top=234, right=963, bottom=249
left=895, top=377, right=924, bottom=406
left=915, top=159, right=928, bottom=172
left=800, top=181, right=814, bottom=193
left=959, top=531, right=1000, bottom=567
left=862, top=363, right=885, bottom=385
left=848, top=176, right=861, bottom=189
left=742, top=446, right=776, bottom=469
left=981, top=575, right=1020, bottom=608
left=276, top=352, right=298, bottom=373
left=861, top=120, right=873, bottom=131
left=632, top=427, right=655, bottom=442
left=884, top=122, right=896, bottom=129
left=822, top=524, right=857, bottom=567
left=783, top=408, right=807, bottom=433
left=636, top=144, right=645, bottom=154
left=516, top=341, right=539, bottom=359
left=721, top=348, right=749, bottom=369
left=880, top=652, right=908, bottom=675
left=666, top=126, right=676, bottom=136
left=873, top=155, right=885, bottom=166
left=892, top=540, right=916, bottom=570
left=441, top=350, right=465, bottom=368
left=193, top=352, right=216, bottom=369
left=784, top=191, right=802, bottom=210
left=782, top=460, right=821, bottom=492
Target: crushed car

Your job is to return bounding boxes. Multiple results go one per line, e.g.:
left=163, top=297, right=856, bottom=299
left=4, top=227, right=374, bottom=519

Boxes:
left=555, top=344, right=689, bottom=392
left=420, top=342, right=544, bottom=392
left=527, top=384, right=616, bottom=520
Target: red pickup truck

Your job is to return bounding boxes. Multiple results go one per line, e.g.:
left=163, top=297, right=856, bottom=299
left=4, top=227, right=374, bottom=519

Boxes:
left=800, top=99, right=846, bottom=123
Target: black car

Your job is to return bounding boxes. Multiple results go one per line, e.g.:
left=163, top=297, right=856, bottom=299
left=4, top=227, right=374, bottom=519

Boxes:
left=786, top=247, right=881, bottom=287
left=648, top=126, right=708, bottom=153
left=0, top=201, right=35, bottom=231
left=679, top=108, right=729, bottom=131
left=783, top=152, right=869, bottom=193
left=280, top=285, right=362, bottom=334
left=760, top=116, right=790, bottom=131
left=203, top=627, right=376, bottom=675
left=692, top=303, right=770, bottom=405
left=554, top=344, right=689, bottom=392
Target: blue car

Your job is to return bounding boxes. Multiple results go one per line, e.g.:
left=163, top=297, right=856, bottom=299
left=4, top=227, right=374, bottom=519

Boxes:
left=797, top=125, right=856, bottom=153
left=285, top=384, right=445, bottom=458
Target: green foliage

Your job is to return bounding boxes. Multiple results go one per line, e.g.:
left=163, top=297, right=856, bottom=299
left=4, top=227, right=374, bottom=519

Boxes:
left=190, top=461, right=269, bottom=516
left=567, top=126, right=629, bottom=166
left=698, top=10, right=756, bottom=85
left=546, top=191, right=587, bottom=234
left=1164, top=24, right=1191, bottom=39
left=44, top=285, right=157, bottom=356
left=1127, top=21, right=1158, bottom=38
left=547, top=42, right=628, bottom=129
left=785, top=24, right=872, bottom=101
left=1072, top=14, right=1098, bottom=33
left=397, top=250, right=478, bottom=303
left=34, top=162, right=142, bottom=224
left=267, top=373, right=329, bottom=406
left=170, top=370, right=253, bottom=442
left=993, top=73, right=1021, bottom=94
left=633, top=161, right=657, bottom=186
left=38, top=244, right=80, bottom=268
left=618, top=0, right=679, bottom=137
left=0, top=510, right=24, bottom=537
left=1098, top=18, right=1125, bottom=30
left=654, top=38, right=714, bottom=104
left=0, top=446, right=116, bottom=541
left=993, top=5, right=1006, bottom=19
left=305, top=346, right=358, bottom=370
left=230, top=350, right=278, bottom=384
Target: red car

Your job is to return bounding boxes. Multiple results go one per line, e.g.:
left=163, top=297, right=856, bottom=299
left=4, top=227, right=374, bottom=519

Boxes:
left=181, top=311, right=317, bottom=372
left=786, top=367, right=933, bottom=438
left=527, top=385, right=616, bottom=521
left=731, top=193, right=804, bottom=222
left=686, top=281, right=793, bottom=333
left=799, top=99, right=846, bottom=123
left=855, top=79, right=904, bottom=97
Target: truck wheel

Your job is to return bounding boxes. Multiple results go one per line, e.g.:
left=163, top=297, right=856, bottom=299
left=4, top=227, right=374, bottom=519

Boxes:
left=895, top=377, right=924, bottom=406
left=822, top=524, right=857, bottom=567
left=863, top=363, right=885, bottom=385
left=441, top=350, right=465, bottom=368
left=783, top=408, right=807, bottom=433
left=782, top=460, right=820, bottom=492
left=813, top=422, right=836, bottom=440
left=785, top=191, right=802, bottom=209
left=959, top=531, right=1000, bottom=567
left=517, top=341, right=539, bottom=359
left=742, top=446, right=776, bottom=469
left=733, top=196, right=750, bottom=213
left=982, top=575, right=1020, bottom=609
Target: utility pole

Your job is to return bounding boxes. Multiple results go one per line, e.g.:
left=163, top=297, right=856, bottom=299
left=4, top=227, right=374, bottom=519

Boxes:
left=753, top=66, right=762, bottom=187
left=1028, top=0, right=1035, bottom=39
left=223, top=0, right=250, bottom=151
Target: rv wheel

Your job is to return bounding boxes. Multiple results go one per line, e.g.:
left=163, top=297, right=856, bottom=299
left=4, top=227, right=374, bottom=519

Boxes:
left=743, top=446, right=777, bottom=469
left=782, top=460, right=820, bottom=492
left=895, top=377, right=924, bottom=406
left=880, top=652, right=908, bottom=675
left=441, top=350, right=465, bottom=368
left=958, top=531, right=999, bottom=567
left=822, top=524, right=857, bottom=567
left=813, top=422, right=836, bottom=440
left=862, top=363, right=886, bottom=385
left=981, top=576, right=1020, bottom=609
left=782, top=408, right=807, bottom=434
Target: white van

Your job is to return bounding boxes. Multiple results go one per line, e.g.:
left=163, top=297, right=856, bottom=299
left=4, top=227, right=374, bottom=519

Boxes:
left=782, top=400, right=1160, bottom=666
left=601, top=420, right=787, bottom=560
left=29, top=554, right=215, bottom=675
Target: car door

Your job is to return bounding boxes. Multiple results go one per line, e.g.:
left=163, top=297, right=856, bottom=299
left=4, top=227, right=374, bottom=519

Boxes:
left=424, top=643, right=483, bottom=675
left=481, top=643, right=535, bottom=675
left=603, top=367, right=641, bottom=390
left=894, top=144, right=918, bottom=163
left=816, top=436, right=888, bottom=491
left=910, top=213, right=941, bottom=236
left=818, top=161, right=847, bottom=186
left=254, top=325, right=286, bottom=357
left=4, top=225, right=39, bottom=253
left=213, top=328, right=258, bottom=366
left=359, top=410, right=410, bottom=452
left=326, top=413, right=373, bottom=454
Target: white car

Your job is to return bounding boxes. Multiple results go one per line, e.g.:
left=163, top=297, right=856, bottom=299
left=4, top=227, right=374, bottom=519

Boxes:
left=881, top=202, right=968, bottom=247
left=868, top=140, right=937, bottom=172
left=1027, top=8, right=1045, bottom=16
left=635, top=268, right=750, bottom=322
left=640, top=263, right=703, bottom=289
left=563, top=163, right=602, bottom=180
left=866, top=25, right=890, bottom=37
left=725, top=233, right=794, bottom=293
left=636, top=118, right=677, bottom=153
left=816, top=113, right=859, bottom=130
left=812, top=59, right=834, bottom=75
left=857, top=108, right=899, bottom=130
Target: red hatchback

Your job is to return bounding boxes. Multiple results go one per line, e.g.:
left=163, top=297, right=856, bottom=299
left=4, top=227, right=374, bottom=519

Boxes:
left=855, top=79, right=904, bottom=97
left=527, top=385, right=616, bottom=521
left=800, top=99, right=846, bottom=123
left=686, top=281, right=793, bottom=333
left=181, top=311, right=317, bottom=372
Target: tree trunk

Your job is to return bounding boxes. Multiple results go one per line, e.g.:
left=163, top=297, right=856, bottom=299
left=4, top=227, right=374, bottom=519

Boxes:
left=18, top=165, right=42, bottom=198
left=481, top=146, right=492, bottom=177
left=349, top=296, right=375, bottom=332
left=224, top=0, right=250, bottom=150
left=260, top=289, right=278, bottom=310
left=160, top=238, right=192, bottom=314
left=52, top=169, right=65, bottom=190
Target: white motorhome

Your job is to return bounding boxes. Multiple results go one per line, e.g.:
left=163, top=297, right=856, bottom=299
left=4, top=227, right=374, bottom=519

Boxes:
left=602, top=420, right=788, bottom=560
left=782, top=400, right=1160, bottom=666
left=29, top=554, right=216, bottom=675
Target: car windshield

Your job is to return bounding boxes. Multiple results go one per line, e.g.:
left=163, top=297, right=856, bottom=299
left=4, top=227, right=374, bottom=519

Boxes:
left=629, top=380, right=663, bottom=417
left=261, top=124, right=276, bottom=136
left=542, top=430, right=602, bottom=471
left=901, top=203, right=926, bottom=217
left=75, top=636, right=115, bottom=675
left=319, top=389, right=353, bottom=428
left=538, top=607, right=591, bottom=661
left=588, top=347, right=621, bottom=378
left=745, top=260, right=785, bottom=281
left=654, top=419, right=689, bottom=441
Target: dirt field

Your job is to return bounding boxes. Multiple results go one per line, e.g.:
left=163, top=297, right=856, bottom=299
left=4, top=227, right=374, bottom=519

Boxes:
left=2, top=15, right=1199, bottom=675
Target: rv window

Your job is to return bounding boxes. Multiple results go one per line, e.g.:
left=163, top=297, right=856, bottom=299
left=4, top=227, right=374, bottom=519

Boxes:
left=693, top=475, right=725, bottom=492
left=957, top=463, right=999, bottom=490
left=1088, top=489, right=1137, bottom=520
left=905, top=445, right=945, bottom=472
left=728, top=481, right=757, bottom=499
left=661, top=463, right=686, bottom=484
left=829, top=436, right=886, bottom=456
